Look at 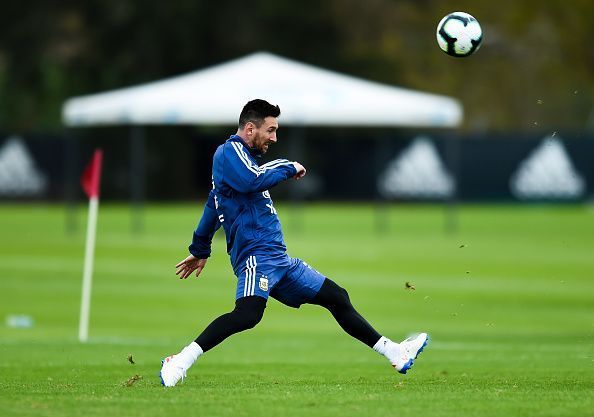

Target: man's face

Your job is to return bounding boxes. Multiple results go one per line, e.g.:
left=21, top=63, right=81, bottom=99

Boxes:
left=251, top=117, right=278, bottom=154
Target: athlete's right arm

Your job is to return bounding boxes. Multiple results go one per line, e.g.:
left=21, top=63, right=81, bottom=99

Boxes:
left=176, top=190, right=221, bottom=279
left=223, top=143, right=299, bottom=193
left=188, top=189, right=221, bottom=260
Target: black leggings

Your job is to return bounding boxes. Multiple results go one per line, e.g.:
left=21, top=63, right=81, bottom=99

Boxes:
left=195, top=296, right=266, bottom=352
left=310, top=279, right=381, bottom=347
left=195, top=279, right=381, bottom=352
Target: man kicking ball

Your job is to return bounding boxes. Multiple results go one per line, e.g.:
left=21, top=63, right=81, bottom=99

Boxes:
left=160, top=99, right=428, bottom=387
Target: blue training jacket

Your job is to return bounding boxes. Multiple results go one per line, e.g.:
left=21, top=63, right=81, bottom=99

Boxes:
left=188, top=135, right=298, bottom=275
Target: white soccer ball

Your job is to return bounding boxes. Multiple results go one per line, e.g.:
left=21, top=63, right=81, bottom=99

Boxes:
left=436, top=12, right=482, bottom=57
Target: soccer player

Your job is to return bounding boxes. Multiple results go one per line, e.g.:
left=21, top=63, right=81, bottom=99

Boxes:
left=160, top=99, right=428, bottom=387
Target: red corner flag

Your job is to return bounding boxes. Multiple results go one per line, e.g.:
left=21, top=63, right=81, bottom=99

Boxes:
left=81, top=149, right=103, bottom=199
left=79, top=148, right=103, bottom=343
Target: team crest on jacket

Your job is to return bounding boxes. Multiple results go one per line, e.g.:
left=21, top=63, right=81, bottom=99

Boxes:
left=259, top=275, right=269, bottom=292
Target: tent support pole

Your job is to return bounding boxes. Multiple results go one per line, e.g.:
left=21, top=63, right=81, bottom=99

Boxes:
left=444, top=132, right=459, bottom=235
left=130, top=126, right=145, bottom=234
left=289, top=126, right=305, bottom=233
left=374, top=135, right=391, bottom=234
left=64, top=130, right=79, bottom=234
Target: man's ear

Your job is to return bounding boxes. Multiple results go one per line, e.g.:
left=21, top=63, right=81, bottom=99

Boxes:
left=245, top=121, right=255, bottom=136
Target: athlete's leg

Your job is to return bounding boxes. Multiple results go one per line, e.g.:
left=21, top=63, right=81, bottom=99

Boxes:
left=195, top=254, right=271, bottom=352
left=195, top=296, right=266, bottom=352
left=160, top=296, right=266, bottom=387
left=309, top=278, right=381, bottom=347
left=267, top=257, right=429, bottom=375
left=161, top=255, right=285, bottom=387
left=310, top=278, right=429, bottom=374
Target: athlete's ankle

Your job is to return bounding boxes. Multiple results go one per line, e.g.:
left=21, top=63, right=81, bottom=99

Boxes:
left=372, top=336, right=397, bottom=357
left=178, top=341, right=204, bottom=369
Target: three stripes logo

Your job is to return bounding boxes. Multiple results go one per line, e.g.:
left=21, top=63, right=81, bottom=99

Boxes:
left=243, top=256, right=258, bottom=296
left=243, top=257, right=269, bottom=295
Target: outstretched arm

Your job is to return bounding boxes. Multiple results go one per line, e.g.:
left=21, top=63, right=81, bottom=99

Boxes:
left=222, top=143, right=302, bottom=193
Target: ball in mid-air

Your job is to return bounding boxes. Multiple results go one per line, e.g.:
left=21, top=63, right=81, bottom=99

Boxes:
left=436, top=12, right=482, bottom=57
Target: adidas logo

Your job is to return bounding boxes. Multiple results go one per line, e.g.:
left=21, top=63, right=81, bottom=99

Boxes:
left=510, top=136, right=585, bottom=200
left=378, top=137, right=455, bottom=199
left=0, top=136, right=48, bottom=196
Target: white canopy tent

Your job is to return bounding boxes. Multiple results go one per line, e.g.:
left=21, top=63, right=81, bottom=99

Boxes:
left=62, top=52, right=462, bottom=128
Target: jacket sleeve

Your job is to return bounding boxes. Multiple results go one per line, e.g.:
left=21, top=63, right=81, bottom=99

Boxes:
left=222, top=142, right=298, bottom=194
left=188, top=190, right=221, bottom=258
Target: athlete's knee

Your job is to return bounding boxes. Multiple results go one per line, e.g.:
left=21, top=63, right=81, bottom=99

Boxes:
left=334, top=285, right=351, bottom=307
left=233, top=296, right=266, bottom=329
left=315, top=279, right=352, bottom=310
left=239, top=307, right=264, bottom=329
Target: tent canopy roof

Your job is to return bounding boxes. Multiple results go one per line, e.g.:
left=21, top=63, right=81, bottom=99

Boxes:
left=62, top=52, right=462, bottom=128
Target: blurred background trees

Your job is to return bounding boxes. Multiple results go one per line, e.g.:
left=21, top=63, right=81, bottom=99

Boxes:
left=1, top=0, right=593, bottom=133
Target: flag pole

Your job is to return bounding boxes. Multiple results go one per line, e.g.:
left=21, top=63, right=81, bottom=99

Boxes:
left=78, top=149, right=103, bottom=343
left=79, top=195, right=98, bottom=342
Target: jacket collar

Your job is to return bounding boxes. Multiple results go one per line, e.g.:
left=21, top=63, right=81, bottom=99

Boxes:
left=228, top=135, right=262, bottom=158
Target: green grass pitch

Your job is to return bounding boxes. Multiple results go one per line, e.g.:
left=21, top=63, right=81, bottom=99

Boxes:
left=0, top=203, right=592, bottom=417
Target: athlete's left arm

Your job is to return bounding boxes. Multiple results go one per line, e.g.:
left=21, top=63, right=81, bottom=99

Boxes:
left=224, top=144, right=298, bottom=193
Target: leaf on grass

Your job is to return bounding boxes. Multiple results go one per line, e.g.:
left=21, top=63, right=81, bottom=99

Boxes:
left=124, top=374, right=142, bottom=387
left=405, top=282, right=416, bottom=290
left=127, top=354, right=135, bottom=364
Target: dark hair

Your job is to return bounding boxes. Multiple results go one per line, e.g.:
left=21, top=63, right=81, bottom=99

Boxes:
left=238, top=99, right=281, bottom=129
